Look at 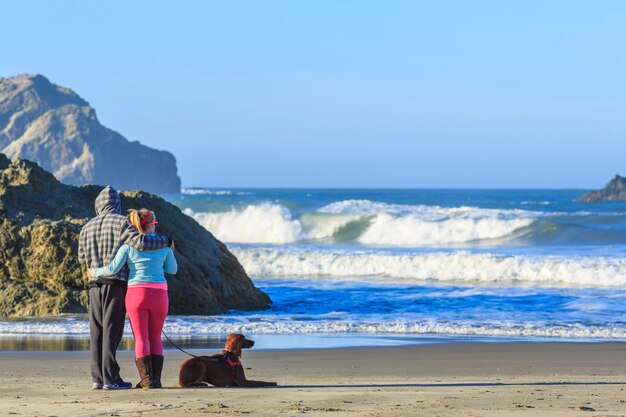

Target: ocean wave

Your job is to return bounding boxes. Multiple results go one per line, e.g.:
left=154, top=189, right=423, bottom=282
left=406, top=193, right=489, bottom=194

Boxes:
left=185, top=205, right=301, bottom=244
left=318, top=199, right=538, bottom=218
left=233, top=248, right=626, bottom=287
left=3, top=317, right=626, bottom=340
left=357, top=213, right=533, bottom=245
left=185, top=200, right=540, bottom=246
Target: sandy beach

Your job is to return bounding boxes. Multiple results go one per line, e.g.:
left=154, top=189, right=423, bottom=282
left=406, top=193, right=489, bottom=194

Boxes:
left=1, top=342, right=626, bottom=416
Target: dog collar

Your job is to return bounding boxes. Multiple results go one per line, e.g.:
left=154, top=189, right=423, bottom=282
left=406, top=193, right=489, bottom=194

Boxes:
left=225, top=357, right=241, bottom=367
left=221, top=351, right=241, bottom=367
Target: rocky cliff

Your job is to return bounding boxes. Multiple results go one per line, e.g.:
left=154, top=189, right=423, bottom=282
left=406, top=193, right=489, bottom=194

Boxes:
left=0, top=154, right=270, bottom=317
left=0, top=74, right=181, bottom=194
left=577, top=175, right=626, bottom=202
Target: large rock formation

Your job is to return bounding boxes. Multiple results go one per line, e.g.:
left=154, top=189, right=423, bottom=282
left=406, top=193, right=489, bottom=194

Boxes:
left=577, top=175, right=626, bottom=202
left=0, top=154, right=270, bottom=317
left=0, top=74, right=181, bottom=194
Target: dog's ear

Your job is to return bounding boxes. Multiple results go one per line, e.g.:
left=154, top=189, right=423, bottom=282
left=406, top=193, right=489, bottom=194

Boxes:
left=234, top=334, right=244, bottom=358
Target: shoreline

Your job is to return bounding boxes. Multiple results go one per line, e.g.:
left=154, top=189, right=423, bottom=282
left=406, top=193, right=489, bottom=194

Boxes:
left=1, top=332, right=625, bottom=352
left=2, top=342, right=626, bottom=416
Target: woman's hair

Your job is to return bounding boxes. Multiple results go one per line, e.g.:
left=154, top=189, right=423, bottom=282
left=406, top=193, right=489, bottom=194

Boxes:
left=128, top=208, right=155, bottom=234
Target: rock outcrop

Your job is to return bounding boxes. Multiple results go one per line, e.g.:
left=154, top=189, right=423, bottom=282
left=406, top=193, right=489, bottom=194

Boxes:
left=577, top=175, right=626, bottom=202
left=0, top=74, right=181, bottom=194
left=0, top=154, right=270, bottom=317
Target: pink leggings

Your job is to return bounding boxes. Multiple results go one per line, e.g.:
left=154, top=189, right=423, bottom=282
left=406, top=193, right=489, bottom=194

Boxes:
left=126, top=287, right=169, bottom=357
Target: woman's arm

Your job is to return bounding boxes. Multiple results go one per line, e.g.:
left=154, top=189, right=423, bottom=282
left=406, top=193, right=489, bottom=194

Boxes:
left=163, top=248, right=178, bottom=275
left=91, top=244, right=130, bottom=277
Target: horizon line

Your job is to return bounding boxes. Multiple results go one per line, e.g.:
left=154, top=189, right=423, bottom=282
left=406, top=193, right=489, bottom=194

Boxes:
left=178, top=185, right=594, bottom=191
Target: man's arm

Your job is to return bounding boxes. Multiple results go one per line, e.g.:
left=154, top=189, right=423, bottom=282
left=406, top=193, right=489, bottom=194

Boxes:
left=78, top=228, right=87, bottom=266
left=120, top=220, right=171, bottom=251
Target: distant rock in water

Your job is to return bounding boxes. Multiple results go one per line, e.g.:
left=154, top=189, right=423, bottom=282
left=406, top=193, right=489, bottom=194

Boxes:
left=577, top=175, right=626, bottom=202
left=0, top=74, right=181, bottom=194
left=0, top=153, right=270, bottom=317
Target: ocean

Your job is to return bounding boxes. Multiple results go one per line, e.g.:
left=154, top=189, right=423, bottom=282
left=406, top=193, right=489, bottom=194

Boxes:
left=3, top=188, right=626, bottom=349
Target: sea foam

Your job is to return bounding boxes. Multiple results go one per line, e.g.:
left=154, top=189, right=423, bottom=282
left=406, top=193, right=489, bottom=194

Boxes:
left=3, top=316, right=626, bottom=340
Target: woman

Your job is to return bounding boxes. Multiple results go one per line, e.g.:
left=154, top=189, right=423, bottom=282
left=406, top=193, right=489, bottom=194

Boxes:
left=90, top=208, right=177, bottom=389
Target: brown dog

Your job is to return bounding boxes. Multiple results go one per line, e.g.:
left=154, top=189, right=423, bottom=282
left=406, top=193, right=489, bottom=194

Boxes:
left=178, top=334, right=277, bottom=388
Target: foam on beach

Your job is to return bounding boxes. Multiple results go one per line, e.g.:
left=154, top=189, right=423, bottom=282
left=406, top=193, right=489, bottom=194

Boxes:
left=3, top=315, right=626, bottom=340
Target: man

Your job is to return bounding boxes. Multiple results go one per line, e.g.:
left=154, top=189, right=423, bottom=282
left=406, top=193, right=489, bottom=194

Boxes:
left=78, top=186, right=173, bottom=390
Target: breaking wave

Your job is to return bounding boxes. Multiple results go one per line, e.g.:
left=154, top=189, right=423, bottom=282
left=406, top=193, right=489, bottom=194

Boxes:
left=184, top=205, right=301, bottom=244
left=184, top=199, right=626, bottom=247
left=233, top=247, right=626, bottom=287
left=185, top=200, right=543, bottom=246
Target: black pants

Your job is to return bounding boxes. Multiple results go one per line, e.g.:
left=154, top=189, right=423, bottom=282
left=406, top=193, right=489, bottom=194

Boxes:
left=89, top=284, right=127, bottom=385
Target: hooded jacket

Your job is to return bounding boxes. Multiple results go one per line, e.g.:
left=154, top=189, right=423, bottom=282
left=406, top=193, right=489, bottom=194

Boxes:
left=78, top=186, right=171, bottom=287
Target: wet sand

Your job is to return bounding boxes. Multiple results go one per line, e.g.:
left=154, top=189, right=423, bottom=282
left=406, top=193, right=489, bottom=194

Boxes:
left=1, top=342, right=626, bottom=416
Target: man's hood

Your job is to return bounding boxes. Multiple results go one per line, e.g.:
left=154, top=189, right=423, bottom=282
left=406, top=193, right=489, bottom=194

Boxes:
left=95, top=186, right=122, bottom=215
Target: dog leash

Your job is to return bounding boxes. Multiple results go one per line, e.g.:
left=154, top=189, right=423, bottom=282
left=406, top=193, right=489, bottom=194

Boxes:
left=161, top=330, right=199, bottom=358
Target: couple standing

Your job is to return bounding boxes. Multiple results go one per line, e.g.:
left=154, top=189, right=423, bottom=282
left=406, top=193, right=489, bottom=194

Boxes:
left=78, top=186, right=177, bottom=390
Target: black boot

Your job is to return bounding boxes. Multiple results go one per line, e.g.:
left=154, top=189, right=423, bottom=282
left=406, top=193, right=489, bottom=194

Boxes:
left=134, top=356, right=153, bottom=389
left=151, top=354, right=164, bottom=388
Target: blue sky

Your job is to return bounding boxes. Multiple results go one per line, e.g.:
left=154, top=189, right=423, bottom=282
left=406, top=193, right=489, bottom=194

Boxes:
left=1, top=1, right=625, bottom=188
